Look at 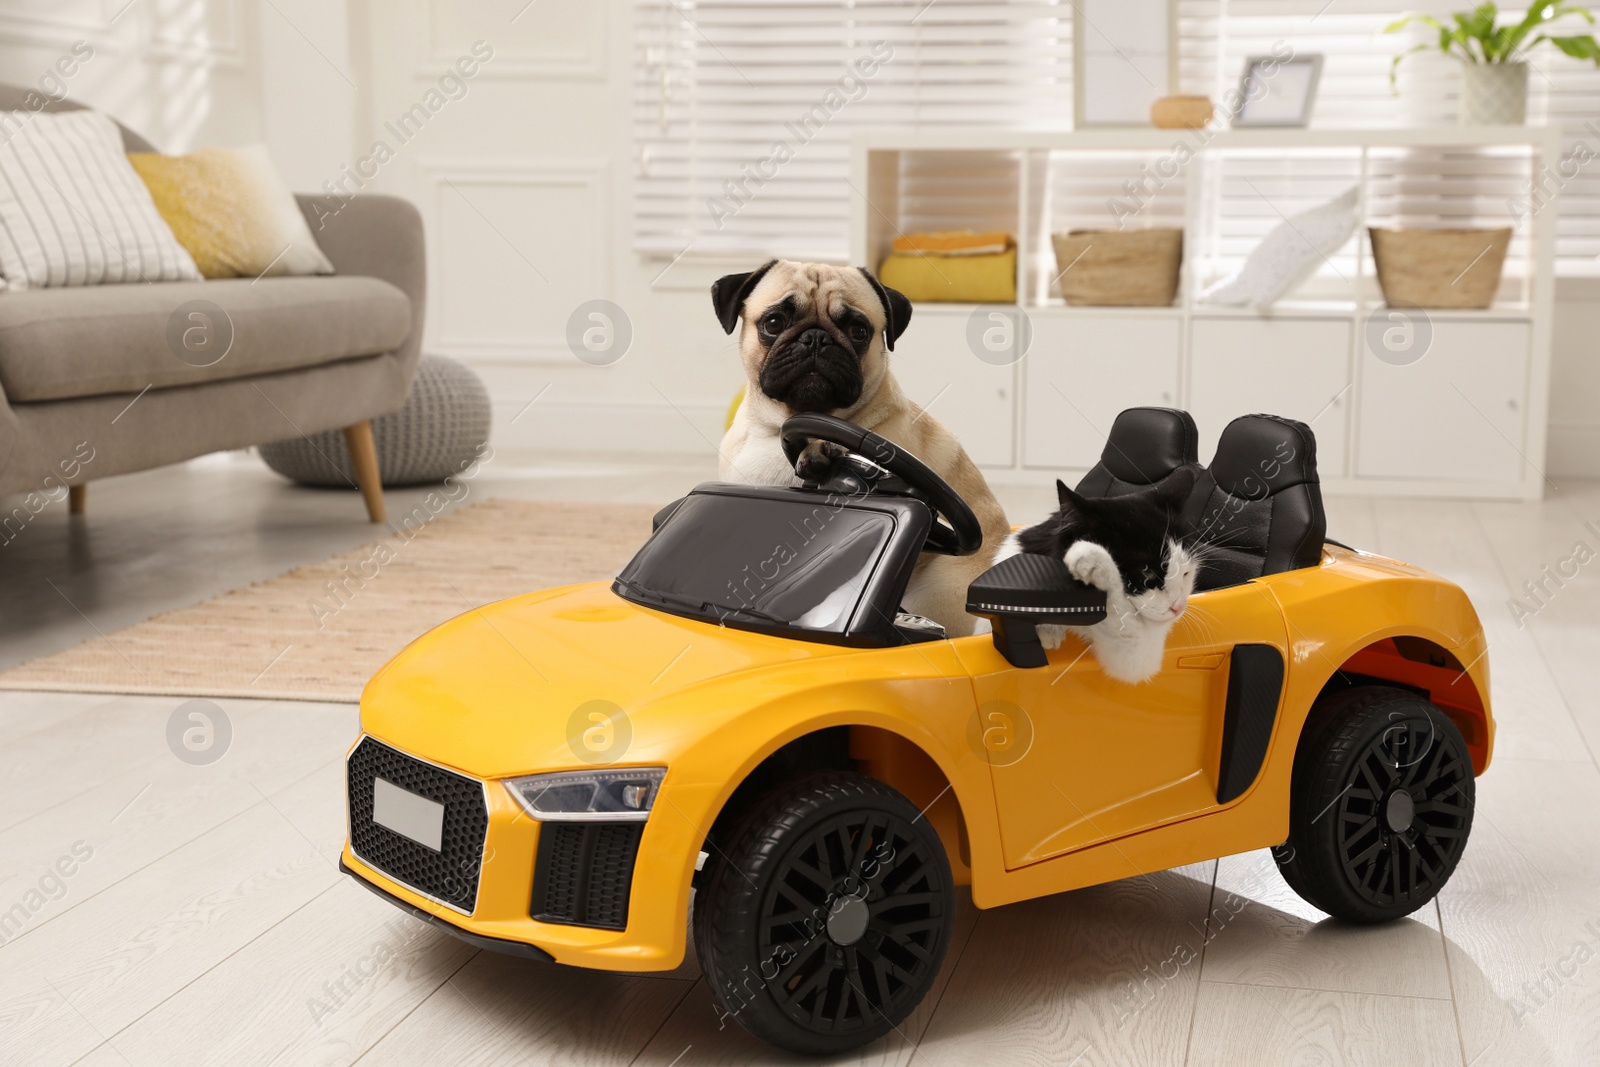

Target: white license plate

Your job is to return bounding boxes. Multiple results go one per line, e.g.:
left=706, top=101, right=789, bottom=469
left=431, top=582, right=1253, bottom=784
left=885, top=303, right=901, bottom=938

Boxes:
left=372, top=778, right=445, bottom=852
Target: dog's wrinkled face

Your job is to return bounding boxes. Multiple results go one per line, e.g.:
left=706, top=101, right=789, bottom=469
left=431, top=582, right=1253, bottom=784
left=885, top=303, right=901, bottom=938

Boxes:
left=712, top=260, right=911, bottom=416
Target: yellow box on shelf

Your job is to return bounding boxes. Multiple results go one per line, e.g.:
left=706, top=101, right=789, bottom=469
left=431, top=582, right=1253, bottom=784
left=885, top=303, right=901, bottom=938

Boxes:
left=878, top=242, right=1016, bottom=304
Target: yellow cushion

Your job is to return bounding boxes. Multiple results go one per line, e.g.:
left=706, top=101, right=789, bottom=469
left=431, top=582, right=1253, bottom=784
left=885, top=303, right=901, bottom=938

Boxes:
left=877, top=248, right=1016, bottom=303
left=128, top=145, right=333, bottom=279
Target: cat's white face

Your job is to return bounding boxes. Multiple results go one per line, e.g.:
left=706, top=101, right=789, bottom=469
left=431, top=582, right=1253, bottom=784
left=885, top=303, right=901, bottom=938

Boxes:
left=1122, top=540, right=1197, bottom=627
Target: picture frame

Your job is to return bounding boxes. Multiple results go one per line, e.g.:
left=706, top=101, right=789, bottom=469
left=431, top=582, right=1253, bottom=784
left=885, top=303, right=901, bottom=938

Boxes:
left=1073, top=0, right=1178, bottom=127
left=1231, top=54, right=1324, bottom=128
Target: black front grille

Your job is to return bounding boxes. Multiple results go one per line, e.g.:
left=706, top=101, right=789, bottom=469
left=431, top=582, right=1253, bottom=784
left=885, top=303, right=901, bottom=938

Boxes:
left=347, top=737, right=488, bottom=912
left=532, top=823, right=644, bottom=930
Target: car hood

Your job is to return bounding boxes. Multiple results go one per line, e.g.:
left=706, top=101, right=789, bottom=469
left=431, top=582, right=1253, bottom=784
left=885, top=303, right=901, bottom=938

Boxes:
left=358, top=581, right=853, bottom=777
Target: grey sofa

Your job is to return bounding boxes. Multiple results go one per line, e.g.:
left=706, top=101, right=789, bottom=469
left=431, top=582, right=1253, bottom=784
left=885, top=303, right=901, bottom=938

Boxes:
left=0, top=86, right=426, bottom=523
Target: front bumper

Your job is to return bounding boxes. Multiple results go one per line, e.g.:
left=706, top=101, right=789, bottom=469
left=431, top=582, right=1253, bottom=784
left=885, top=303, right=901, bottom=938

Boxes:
left=342, top=734, right=699, bottom=971
left=339, top=857, right=554, bottom=961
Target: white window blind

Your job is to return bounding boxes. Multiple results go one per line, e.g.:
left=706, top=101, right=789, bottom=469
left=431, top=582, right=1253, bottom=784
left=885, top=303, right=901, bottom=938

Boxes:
left=632, top=0, right=1074, bottom=261
left=636, top=1, right=1600, bottom=272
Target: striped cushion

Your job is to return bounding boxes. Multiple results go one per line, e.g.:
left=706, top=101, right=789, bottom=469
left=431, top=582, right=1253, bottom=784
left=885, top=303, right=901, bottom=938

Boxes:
left=0, top=110, right=200, bottom=290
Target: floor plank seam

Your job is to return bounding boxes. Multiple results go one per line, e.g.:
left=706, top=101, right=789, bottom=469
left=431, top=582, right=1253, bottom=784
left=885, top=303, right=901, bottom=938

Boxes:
left=0, top=761, right=343, bottom=953
left=54, top=879, right=344, bottom=1064
left=0, top=692, right=125, bottom=748
left=1434, top=897, right=1474, bottom=1067
left=623, top=978, right=699, bottom=1067
left=0, top=745, right=172, bottom=837
left=901, top=899, right=985, bottom=1066
left=1466, top=504, right=1600, bottom=773
left=347, top=948, right=483, bottom=1066
left=1179, top=860, right=1220, bottom=1067
left=1197, top=977, right=1456, bottom=1002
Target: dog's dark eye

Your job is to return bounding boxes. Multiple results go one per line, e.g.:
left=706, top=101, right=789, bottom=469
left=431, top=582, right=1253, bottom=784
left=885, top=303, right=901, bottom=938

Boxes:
left=759, top=313, right=785, bottom=335
left=850, top=323, right=872, bottom=343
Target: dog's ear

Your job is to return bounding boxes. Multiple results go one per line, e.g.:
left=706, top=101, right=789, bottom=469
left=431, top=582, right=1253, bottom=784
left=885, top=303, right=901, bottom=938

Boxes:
left=711, top=260, right=777, bottom=335
left=857, top=267, right=913, bottom=351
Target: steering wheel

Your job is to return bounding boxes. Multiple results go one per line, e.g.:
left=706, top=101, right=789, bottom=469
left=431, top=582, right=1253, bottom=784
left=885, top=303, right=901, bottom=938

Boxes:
left=780, top=413, right=984, bottom=557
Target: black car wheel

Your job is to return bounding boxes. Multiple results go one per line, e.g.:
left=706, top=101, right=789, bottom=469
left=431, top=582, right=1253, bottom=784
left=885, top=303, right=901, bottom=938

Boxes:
left=695, top=772, right=955, bottom=1055
left=1276, top=686, right=1475, bottom=922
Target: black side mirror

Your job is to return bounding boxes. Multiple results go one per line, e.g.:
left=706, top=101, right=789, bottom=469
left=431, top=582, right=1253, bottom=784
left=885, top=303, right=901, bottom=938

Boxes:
left=965, top=553, right=1108, bottom=668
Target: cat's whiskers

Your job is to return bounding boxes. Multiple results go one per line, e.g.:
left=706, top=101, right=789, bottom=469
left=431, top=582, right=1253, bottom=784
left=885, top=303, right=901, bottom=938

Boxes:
left=1181, top=603, right=1225, bottom=648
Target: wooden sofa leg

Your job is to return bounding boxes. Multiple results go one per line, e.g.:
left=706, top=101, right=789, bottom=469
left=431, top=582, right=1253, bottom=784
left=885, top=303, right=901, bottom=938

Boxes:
left=342, top=421, right=386, bottom=524
left=68, top=484, right=86, bottom=515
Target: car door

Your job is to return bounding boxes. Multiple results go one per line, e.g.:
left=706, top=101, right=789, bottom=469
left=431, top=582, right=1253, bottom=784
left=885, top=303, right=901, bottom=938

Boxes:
left=961, top=581, right=1290, bottom=871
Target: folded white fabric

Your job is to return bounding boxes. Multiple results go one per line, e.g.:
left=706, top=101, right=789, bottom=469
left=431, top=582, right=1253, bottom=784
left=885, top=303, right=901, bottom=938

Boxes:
left=0, top=109, right=200, bottom=290
left=1199, top=185, right=1358, bottom=310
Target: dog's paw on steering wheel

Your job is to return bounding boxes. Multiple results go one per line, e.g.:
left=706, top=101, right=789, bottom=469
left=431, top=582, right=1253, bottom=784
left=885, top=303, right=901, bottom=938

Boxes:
left=794, top=439, right=848, bottom=482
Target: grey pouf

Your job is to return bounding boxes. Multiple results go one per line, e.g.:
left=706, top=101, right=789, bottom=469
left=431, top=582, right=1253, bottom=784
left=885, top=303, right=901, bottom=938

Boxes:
left=260, top=354, right=491, bottom=488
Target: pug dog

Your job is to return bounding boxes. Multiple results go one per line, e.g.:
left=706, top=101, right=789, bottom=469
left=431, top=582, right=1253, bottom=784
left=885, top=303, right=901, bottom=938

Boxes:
left=713, top=259, right=1010, bottom=637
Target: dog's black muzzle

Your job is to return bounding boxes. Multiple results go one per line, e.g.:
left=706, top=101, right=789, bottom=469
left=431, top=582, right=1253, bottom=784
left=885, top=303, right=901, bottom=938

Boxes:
left=759, top=327, right=864, bottom=414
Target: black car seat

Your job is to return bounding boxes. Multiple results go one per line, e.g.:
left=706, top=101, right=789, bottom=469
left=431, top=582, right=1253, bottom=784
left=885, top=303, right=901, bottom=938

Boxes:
left=1183, top=414, right=1326, bottom=592
left=1076, top=407, right=1201, bottom=497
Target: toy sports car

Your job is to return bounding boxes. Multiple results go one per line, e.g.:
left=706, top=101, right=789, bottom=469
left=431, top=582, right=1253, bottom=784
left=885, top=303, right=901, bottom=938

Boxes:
left=340, top=407, right=1492, bottom=1055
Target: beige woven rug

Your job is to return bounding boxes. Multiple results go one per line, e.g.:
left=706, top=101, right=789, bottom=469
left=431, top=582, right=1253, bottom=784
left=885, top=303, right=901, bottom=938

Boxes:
left=0, top=498, right=656, bottom=703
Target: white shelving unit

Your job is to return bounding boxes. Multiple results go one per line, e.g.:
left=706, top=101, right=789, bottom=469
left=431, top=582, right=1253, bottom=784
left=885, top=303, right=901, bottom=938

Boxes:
left=851, top=127, right=1562, bottom=500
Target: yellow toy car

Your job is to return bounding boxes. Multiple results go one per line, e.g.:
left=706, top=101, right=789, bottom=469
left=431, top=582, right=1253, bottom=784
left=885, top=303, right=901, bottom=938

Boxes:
left=341, top=408, right=1492, bottom=1056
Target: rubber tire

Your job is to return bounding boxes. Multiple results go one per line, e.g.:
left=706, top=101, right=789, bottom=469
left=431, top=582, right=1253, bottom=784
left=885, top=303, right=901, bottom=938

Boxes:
left=1276, top=686, right=1475, bottom=923
left=694, top=772, right=955, bottom=1055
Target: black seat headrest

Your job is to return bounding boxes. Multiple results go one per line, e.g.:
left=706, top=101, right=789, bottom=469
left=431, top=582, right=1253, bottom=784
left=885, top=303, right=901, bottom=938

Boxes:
left=1077, top=407, right=1200, bottom=498
left=1185, top=414, right=1325, bottom=592
left=1207, top=413, right=1319, bottom=494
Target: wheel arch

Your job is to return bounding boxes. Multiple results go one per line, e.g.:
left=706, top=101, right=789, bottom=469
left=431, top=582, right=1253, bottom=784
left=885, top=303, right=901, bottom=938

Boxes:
left=699, top=724, right=974, bottom=889
left=1311, top=634, right=1492, bottom=774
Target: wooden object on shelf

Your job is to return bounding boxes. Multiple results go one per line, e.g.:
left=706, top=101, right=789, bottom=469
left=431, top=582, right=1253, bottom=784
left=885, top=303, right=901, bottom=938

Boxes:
left=68, top=484, right=85, bottom=514
left=1369, top=227, right=1512, bottom=309
left=1151, top=95, right=1214, bottom=129
left=1051, top=229, right=1183, bottom=307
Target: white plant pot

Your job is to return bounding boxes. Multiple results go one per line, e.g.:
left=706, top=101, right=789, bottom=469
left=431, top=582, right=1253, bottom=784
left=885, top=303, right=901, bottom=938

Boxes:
left=1459, top=61, right=1529, bottom=125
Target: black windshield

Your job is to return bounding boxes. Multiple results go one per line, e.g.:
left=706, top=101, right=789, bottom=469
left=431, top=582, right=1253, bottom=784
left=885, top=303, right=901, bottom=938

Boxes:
left=615, top=493, right=897, bottom=634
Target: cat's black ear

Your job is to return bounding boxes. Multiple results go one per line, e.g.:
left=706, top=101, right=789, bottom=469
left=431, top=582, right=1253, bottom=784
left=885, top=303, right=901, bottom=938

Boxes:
left=858, top=267, right=912, bottom=351
left=711, top=260, right=777, bottom=334
left=1055, top=478, right=1086, bottom=513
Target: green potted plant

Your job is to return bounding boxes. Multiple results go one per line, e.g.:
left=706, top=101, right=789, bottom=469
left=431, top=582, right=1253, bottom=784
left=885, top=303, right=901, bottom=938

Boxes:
left=1386, top=2, right=1600, bottom=124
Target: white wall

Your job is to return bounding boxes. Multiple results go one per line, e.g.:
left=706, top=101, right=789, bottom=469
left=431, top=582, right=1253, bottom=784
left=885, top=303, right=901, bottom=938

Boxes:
left=1549, top=279, right=1600, bottom=479
left=2, top=0, right=1596, bottom=478
left=0, top=0, right=261, bottom=153
left=348, top=0, right=1600, bottom=479
left=353, top=0, right=737, bottom=460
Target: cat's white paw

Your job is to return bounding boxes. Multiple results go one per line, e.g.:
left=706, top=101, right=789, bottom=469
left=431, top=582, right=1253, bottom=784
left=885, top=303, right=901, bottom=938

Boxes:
left=1064, top=541, right=1120, bottom=592
left=1037, top=623, right=1066, bottom=650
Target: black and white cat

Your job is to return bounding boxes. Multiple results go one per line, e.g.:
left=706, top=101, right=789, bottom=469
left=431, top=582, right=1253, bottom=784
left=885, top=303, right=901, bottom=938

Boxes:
left=990, top=471, right=1199, bottom=684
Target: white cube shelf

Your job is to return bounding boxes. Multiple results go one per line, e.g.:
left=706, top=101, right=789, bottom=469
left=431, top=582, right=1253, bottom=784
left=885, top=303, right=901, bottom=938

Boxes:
left=853, top=127, right=1561, bottom=500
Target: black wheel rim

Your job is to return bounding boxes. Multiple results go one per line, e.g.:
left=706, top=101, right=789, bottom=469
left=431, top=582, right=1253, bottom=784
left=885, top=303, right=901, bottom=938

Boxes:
left=1336, top=715, right=1471, bottom=908
left=756, top=808, right=946, bottom=1036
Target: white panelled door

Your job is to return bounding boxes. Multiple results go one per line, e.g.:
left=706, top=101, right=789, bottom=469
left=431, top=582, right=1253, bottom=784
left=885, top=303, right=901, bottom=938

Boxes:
left=892, top=306, right=1016, bottom=469
left=1188, top=317, right=1353, bottom=476
left=1358, top=320, right=1530, bottom=483
left=1024, top=314, right=1183, bottom=470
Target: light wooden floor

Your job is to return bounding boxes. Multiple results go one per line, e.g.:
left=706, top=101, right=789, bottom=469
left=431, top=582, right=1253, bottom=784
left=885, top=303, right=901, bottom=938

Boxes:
left=3, top=459, right=1599, bottom=1065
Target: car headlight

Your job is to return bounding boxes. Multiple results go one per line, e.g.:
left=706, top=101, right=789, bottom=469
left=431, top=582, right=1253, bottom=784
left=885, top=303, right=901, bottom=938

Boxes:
left=504, top=767, right=666, bottom=822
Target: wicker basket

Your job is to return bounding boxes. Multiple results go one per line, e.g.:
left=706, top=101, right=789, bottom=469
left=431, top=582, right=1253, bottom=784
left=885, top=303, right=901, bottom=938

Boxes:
left=1369, top=227, right=1511, bottom=309
left=1051, top=229, right=1183, bottom=307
